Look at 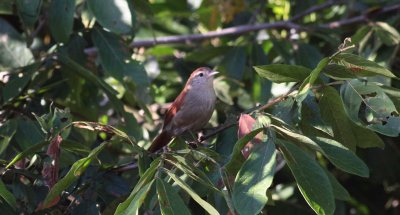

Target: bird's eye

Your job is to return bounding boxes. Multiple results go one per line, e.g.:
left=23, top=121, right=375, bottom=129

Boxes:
left=199, top=73, right=204, bottom=77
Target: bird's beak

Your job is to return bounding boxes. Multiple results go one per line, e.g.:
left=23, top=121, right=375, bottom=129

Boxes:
left=208, top=71, right=219, bottom=77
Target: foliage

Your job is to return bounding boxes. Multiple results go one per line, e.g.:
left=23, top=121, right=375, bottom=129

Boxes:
left=0, top=0, right=400, bottom=215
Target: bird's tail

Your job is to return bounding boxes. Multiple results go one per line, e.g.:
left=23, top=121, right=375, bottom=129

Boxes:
left=148, top=131, right=173, bottom=152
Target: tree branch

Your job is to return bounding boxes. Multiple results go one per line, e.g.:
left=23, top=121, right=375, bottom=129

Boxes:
left=199, top=87, right=297, bottom=142
left=290, top=0, right=344, bottom=21
left=321, top=3, right=400, bottom=28
left=83, top=3, right=400, bottom=55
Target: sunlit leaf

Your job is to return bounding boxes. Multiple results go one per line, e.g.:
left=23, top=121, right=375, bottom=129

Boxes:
left=0, top=18, right=33, bottom=69
left=278, top=139, right=335, bottom=215
left=232, top=139, right=276, bottom=215
left=254, top=64, right=311, bottom=83
left=87, top=0, right=135, bottom=34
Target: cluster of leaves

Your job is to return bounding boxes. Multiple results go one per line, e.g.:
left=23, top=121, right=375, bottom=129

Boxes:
left=0, top=0, right=400, bottom=215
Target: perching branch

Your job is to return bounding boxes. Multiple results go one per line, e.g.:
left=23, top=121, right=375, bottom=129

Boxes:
left=199, top=88, right=297, bottom=142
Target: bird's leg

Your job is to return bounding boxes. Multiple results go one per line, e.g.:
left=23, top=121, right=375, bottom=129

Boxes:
left=187, top=131, right=200, bottom=149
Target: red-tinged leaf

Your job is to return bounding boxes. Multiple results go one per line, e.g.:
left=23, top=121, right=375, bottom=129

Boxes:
left=42, top=135, right=62, bottom=189
left=36, top=196, right=60, bottom=211
left=238, top=114, right=262, bottom=158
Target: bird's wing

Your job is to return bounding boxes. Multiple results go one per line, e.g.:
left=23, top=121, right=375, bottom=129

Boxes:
left=163, top=87, right=188, bottom=129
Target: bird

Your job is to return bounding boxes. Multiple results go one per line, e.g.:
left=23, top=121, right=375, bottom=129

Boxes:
left=148, top=67, right=219, bottom=152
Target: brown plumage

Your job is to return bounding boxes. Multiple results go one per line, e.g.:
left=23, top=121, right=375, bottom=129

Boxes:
left=148, top=67, right=218, bottom=152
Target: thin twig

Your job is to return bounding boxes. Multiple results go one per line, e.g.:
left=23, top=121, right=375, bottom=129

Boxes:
left=290, top=0, right=343, bottom=21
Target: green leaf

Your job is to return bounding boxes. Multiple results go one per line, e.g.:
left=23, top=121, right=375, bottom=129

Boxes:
left=42, top=141, right=109, bottom=208
left=16, top=0, right=42, bottom=27
left=382, top=86, right=400, bottom=108
left=319, top=86, right=384, bottom=150
left=6, top=141, right=48, bottom=168
left=322, top=64, right=357, bottom=80
left=300, top=96, right=333, bottom=136
left=165, top=169, right=220, bottom=215
left=48, top=0, right=75, bottom=43
left=2, top=63, right=38, bottom=103
left=232, top=139, right=276, bottom=215
left=0, top=179, right=16, bottom=210
left=0, top=119, right=17, bottom=155
left=254, top=64, right=311, bottom=83
left=58, top=52, right=118, bottom=96
left=374, top=22, right=400, bottom=46
left=220, top=46, right=246, bottom=80
left=115, top=180, right=154, bottom=215
left=87, top=0, right=135, bottom=34
left=295, top=43, right=323, bottom=68
left=91, top=28, right=149, bottom=87
left=324, top=170, right=351, bottom=201
left=115, top=158, right=160, bottom=214
left=297, top=58, right=329, bottom=101
left=14, top=118, right=45, bottom=150
left=0, top=18, right=33, bottom=69
left=351, top=26, right=371, bottom=44
left=314, top=137, right=369, bottom=177
left=224, top=127, right=264, bottom=174
left=156, top=178, right=191, bottom=215
left=340, top=80, right=400, bottom=137
left=166, top=155, right=217, bottom=192
left=278, top=140, right=335, bottom=215
left=186, top=46, right=231, bottom=63
left=333, top=53, right=397, bottom=78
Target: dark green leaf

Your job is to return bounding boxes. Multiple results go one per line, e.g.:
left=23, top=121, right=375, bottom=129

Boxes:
left=165, top=169, right=220, bottom=215
left=6, top=141, right=48, bottom=168
left=16, top=0, right=42, bottom=27
left=324, top=170, right=351, bottom=201
left=224, top=127, right=264, bottom=174
left=340, top=80, right=400, bottom=137
left=91, top=28, right=149, bottom=87
left=322, top=64, right=357, bottom=80
left=333, top=53, right=397, bottom=78
left=0, top=179, right=16, bottom=210
left=156, top=178, right=191, bottom=215
left=48, top=0, right=75, bottom=43
left=0, top=119, right=17, bottom=155
left=42, top=141, right=109, bottom=208
left=115, top=158, right=160, bottom=214
left=254, top=64, right=311, bottom=83
left=186, top=46, right=231, bottom=63
left=221, top=46, right=246, bottom=80
left=278, top=140, right=335, bottom=215
left=14, top=118, right=45, bottom=150
left=297, top=57, right=329, bottom=101
left=295, top=43, right=323, bottom=68
left=2, top=63, right=38, bottom=103
left=87, top=0, right=135, bottom=34
left=314, top=137, right=369, bottom=177
left=115, top=180, right=154, bottom=215
left=232, top=139, right=276, bottom=215
left=319, top=86, right=384, bottom=150
left=0, top=18, right=33, bottom=69
left=166, top=155, right=217, bottom=192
